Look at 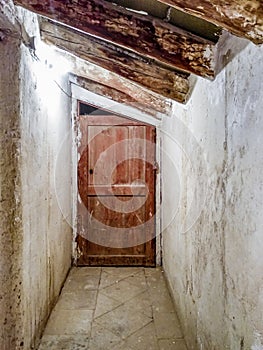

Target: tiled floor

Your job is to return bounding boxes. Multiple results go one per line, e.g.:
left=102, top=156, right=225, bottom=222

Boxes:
left=38, top=267, right=188, bottom=350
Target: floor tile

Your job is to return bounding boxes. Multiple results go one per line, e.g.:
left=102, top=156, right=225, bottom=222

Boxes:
left=146, top=272, right=168, bottom=293
left=44, top=309, right=93, bottom=335
left=99, top=271, right=124, bottom=289
left=70, top=267, right=101, bottom=277
left=100, top=279, right=145, bottom=303
left=153, top=311, right=183, bottom=339
left=55, top=290, right=97, bottom=310
left=63, top=274, right=100, bottom=292
left=125, top=322, right=159, bottom=350
left=111, top=342, right=133, bottom=350
left=38, top=267, right=188, bottom=350
left=102, top=267, right=144, bottom=274
left=123, top=270, right=147, bottom=288
left=158, top=339, right=188, bottom=350
left=94, top=292, right=122, bottom=318
left=151, top=293, right=175, bottom=313
left=38, top=335, right=89, bottom=350
left=144, top=267, right=165, bottom=277
left=89, top=322, right=122, bottom=349
left=102, top=267, right=143, bottom=280
left=95, top=303, right=152, bottom=339
left=147, top=277, right=175, bottom=313
left=124, top=291, right=153, bottom=318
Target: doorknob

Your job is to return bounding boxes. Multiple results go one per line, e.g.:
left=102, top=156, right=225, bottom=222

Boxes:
left=89, top=169, right=94, bottom=175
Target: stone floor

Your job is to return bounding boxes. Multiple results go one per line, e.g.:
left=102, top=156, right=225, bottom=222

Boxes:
left=38, top=267, right=188, bottom=350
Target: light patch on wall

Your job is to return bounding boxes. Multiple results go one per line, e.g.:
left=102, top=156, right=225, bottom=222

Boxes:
left=31, top=41, right=72, bottom=119
left=36, top=40, right=72, bottom=76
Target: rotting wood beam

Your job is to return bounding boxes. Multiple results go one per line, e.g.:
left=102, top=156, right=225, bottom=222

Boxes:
left=67, top=55, right=173, bottom=117
left=157, top=0, right=263, bottom=44
left=14, top=0, right=217, bottom=78
left=40, top=19, right=190, bottom=103
left=70, top=75, right=165, bottom=118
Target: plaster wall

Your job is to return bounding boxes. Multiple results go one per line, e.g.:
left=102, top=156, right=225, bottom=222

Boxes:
left=0, top=35, right=23, bottom=350
left=162, top=41, right=263, bottom=349
left=18, top=10, right=73, bottom=349
left=0, top=7, right=73, bottom=349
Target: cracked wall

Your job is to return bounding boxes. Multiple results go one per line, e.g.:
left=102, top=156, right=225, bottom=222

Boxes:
left=162, top=41, right=263, bottom=349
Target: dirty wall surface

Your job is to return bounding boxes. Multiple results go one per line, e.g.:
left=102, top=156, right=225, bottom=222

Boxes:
left=162, top=41, right=263, bottom=350
left=0, top=34, right=23, bottom=350
left=0, top=7, right=73, bottom=349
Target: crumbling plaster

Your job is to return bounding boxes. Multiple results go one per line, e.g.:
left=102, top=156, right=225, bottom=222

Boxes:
left=0, top=34, right=23, bottom=350
left=162, top=41, right=263, bottom=349
left=1, top=6, right=73, bottom=350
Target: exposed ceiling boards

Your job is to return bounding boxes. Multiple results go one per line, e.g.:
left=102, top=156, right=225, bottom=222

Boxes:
left=13, top=0, right=262, bottom=104
left=14, top=0, right=219, bottom=78
left=40, top=18, right=191, bottom=103
left=70, top=74, right=171, bottom=119
left=107, top=0, right=221, bottom=42
left=156, top=0, right=263, bottom=44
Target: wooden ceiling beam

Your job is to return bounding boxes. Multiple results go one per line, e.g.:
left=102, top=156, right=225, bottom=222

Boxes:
left=71, top=63, right=173, bottom=117
left=70, top=75, right=166, bottom=119
left=157, top=0, right=263, bottom=44
left=14, top=0, right=217, bottom=78
left=62, top=53, right=174, bottom=116
left=40, top=19, right=191, bottom=103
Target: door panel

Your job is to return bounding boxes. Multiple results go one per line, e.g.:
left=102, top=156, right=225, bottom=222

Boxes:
left=77, top=112, right=156, bottom=266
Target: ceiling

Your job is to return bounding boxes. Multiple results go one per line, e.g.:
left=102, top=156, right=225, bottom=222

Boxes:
left=106, top=0, right=221, bottom=42
left=11, top=0, right=263, bottom=105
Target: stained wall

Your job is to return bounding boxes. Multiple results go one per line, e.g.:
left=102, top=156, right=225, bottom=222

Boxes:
left=0, top=6, right=73, bottom=349
left=162, top=41, right=263, bottom=349
left=0, top=32, right=23, bottom=350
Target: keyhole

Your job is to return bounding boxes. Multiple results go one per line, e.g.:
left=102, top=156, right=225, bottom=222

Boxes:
left=89, top=169, right=93, bottom=175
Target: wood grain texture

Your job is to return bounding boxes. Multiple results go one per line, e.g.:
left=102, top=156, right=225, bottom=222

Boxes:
left=77, top=114, right=156, bottom=266
left=157, top=0, right=263, bottom=44
left=15, top=0, right=216, bottom=78
left=70, top=61, right=173, bottom=116
left=40, top=19, right=191, bottom=102
left=71, top=75, right=171, bottom=118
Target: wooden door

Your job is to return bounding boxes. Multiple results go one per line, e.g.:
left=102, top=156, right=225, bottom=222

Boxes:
left=77, top=110, right=156, bottom=266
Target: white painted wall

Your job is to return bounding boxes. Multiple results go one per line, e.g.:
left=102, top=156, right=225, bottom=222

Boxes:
left=18, top=10, right=73, bottom=349
left=162, top=41, right=263, bottom=349
left=0, top=7, right=73, bottom=349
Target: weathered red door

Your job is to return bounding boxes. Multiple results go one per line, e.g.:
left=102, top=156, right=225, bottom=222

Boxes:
left=77, top=106, right=156, bottom=266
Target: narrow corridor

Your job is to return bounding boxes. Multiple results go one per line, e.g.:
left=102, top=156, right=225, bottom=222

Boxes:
left=38, top=267, right=187, bottom=350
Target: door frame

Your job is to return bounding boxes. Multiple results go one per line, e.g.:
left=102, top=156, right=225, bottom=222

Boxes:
left=70, top=79, right=162, bottom=265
